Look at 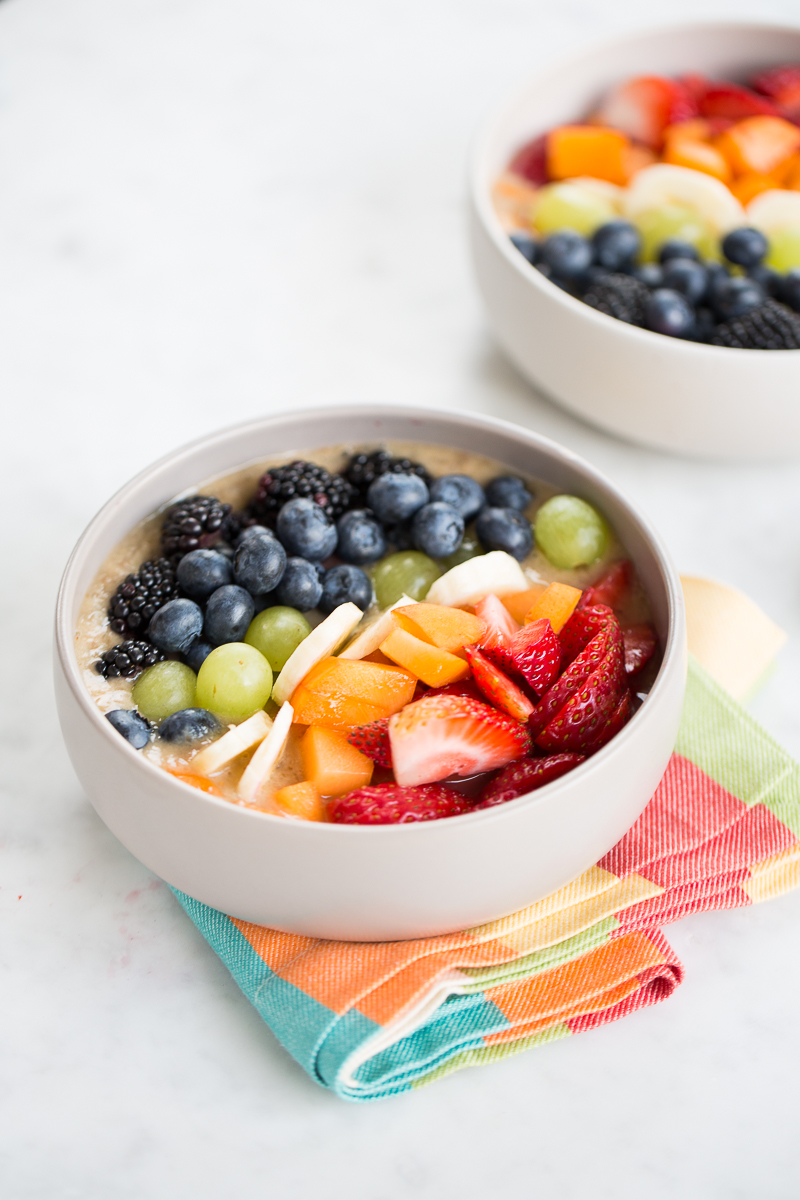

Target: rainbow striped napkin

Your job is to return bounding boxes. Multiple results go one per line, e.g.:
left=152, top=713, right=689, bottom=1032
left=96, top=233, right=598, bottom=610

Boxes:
left=174, top=633, right=800, bottom=1100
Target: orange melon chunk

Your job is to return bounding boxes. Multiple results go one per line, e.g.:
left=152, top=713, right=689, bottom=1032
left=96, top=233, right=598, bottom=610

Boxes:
left=273, top=781, right=324, bottom=821
left=502, top=586, right=545, bottom=625
left=394, top=603, right=485, bottom=656
left=380, top=626, right=470, bottom=688
left=300, top=726, right=373, bottom=798
left=291, top=656, right=416, bottom=731
left=716, top=116, right=800, bottom=177
left=524, top=582, right=582, bottom=634
left=663, top=138, right=731, bottom=183
left=547, top=125, right=630, bottom=186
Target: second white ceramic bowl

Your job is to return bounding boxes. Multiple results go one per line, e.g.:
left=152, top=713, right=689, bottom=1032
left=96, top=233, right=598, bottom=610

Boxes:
left=470, top=22, right=800, bottom=460
left=55, top=407, right=686, bottom=940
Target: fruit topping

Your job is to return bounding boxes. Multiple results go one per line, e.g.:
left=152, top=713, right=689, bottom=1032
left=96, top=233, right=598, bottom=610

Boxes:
left=372, top=550, right=441, bottom=608
left=411, top=500, right=465, bottom=558
left=425, top=550, right=528, bottom=608
left=644, top=288, right=696, bottom=338
left=238, top=701, right=295, bottom=804
left=203, top=586, right=255, bottom=646
left=534, top=495, right=609, bottom=569
left=329, top=782, right=474, bottom=825
left=477, top=753, right=586, bottom=808
left=145, top=597, right=203, bottom=654
left=344, top=450, right=431, bottom=500
left=559, top=603, right=617, bottom=665
left=463, top=645, right=535, bottom=723
left=182, top=640, right=213, bottom=672
left=250, top=460, right=357, bottom=525
left=161, top=495, right=237, bottom=563
left=176, top=549, right=233, bottom=600
left=273, top=781, right=324, bottom=821
left=474, top=592, right=520, bottom=649
left=508, top=133, right=549, bottom=185
left=751, top=64, right=800, bottom=117
left=596, top=75, right=697, bottom=148
left=533, top=180, right=620, bottom=237
left=501, top=586, right=545, bottom=625
left=346, top=718, right=393, bottom=768
left=581, top=689, right=634, bottom=754
left=622, top=624, right=658, bottom=676
left=547, top=125, right=631, bottom=185
left=232, top=532, right=287, bottom=596
left=276, top=497, right=338, bottom=561
left=709, top=297, right=800, bottom=348
left=107, top=557, right=180, bottom=638
left=105, top=709, right=152, bottom=749
left=273, top=558, right=324, bottom=611
left=696, top=81, right=777, bottom=121
left=534, top=627, right=625, bottom=753
left=300, top=725, right=374, bottom=797
left=388, top=693, right=530, bottom=787
left=245, top=605, right=311, bottom=671
left=319, top=564, right=372, bottom=614
left=291, top=656, right=416, bottom=730
left=582, top=272, right=650, bottom=325
left=272, top=602, right=362, bottom=704
left=335, top=509, right=388, bottom=565
left=523, top=581, right=582, bottom=634
left=132, top=660, right=197, bottom=722
left=580, top=560, right=632, bottom=610
left=484, top=475, right=532, bottom=511
left=475, top=506, right=534, bottom=560
left=191, top=709, right=272, bottom=775
left=429, top=474, right=486, bottom=520
left=195, top=642, right=273, bottom=719
left=508, top=617, right=562, bottom=694
left=529, top=617, right=621, bottom=738
left=380, top=626, right=470, bottom=689
left=158, top=708, right=223, bottom=744
left=393, top=603, right=485, bottom=656
left=94, top=639, right=165, bottom=679
left=722, top=225, right=769, bottom=267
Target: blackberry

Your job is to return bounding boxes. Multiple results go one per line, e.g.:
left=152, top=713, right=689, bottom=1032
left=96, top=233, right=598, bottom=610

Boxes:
left=161, top=495, right=238, bottom=561
left=709, top=299, right=800, bottom=350
left=345, top=449, right=431, bottom=500
left=94, top=639, right=166, bottom=679
left=582, top=273, right=650, bottom=326
left=107, top=558, right=180, bottom=637
left=250, top=460, right=357, bottom=525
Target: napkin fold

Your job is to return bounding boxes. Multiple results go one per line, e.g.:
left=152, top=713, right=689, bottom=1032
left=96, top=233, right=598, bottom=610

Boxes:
left=174, top=583, right=800, bottom=1101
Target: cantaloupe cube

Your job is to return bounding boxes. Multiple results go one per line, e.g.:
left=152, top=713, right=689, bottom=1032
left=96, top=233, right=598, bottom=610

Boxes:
left=729, top=171, right=785, bottom=205
left=394, top=603, right=485, bottom=656
left=547, top=125, right=630, bottom=186
left=300, top=726, right=373, bottom=797
left=291, top=656, right=416, bottom=731
left=524, top=582, right=582, bottom=634
left=663, top=138, right=731, bottom=183
left=380, top=626, right=470, bottom=687
left=503, top=586, right=545, bottom=624
left=273, top=781, right=324, bottom=821
left=716, top=116, right=800, bottom=177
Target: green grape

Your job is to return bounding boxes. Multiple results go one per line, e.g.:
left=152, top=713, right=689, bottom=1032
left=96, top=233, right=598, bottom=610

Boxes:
left=132, top=661, right=197, bottom=723
left=245, top=606, right=311, bottom=671
left=372, top=551, right=440, bottom=608
left=533, top=182, right=617, bottom=237
left=195, top=643, right=273, bottom=719
left=765, top=226, right=800, bottom=272
left=438, top=535, right=482, bottom=572
left=534, top=495, right=609, bottom=570
left=635, top=205, right=718, bottom=263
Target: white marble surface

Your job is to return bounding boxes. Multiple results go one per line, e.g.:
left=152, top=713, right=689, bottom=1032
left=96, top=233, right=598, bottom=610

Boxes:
left=4, top=0, right=800, bottom=1195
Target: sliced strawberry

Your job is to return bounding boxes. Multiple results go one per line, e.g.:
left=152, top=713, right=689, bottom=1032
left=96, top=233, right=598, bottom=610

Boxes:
left=697, top=81, right=777, bottom=120
left=580, top=560, right=632, bottom=611
left=425, top=678, right=484, bottom=702
left=751, top=64, right=800, bottom=117
left=329, top=782, right=474, bottom=825
left=581, top=689, right=634, bottom=755
left=559, top=603, right=616, bottom=665
left=623, top=623, right=658, bottom=676
left=508, top=133, right=549, bottom=184
left=535, top=631, right=625, bottom=753
left=389, top=693, right=531, bottom=787
left=596, top=75, right=698, bottom=147
left=507, top=617, right=562, bottom=694
left=347, top=718, right=393, bottom=769
left=463, top=644, right=534, bottom=723
left=474, top=593, right=520, bottom=648
left=529, top=621, right=620, bottom=737
left=477, top=753, right=585, bottom=808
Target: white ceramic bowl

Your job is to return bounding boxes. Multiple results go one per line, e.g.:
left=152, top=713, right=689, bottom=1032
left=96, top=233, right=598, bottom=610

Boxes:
left=470, top=21, right=800, bottom=461
left=54, top=407, right=686, bottom=940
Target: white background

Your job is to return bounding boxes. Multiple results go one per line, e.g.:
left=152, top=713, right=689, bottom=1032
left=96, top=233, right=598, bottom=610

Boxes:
left=4, top=0, right=800, bottom=1196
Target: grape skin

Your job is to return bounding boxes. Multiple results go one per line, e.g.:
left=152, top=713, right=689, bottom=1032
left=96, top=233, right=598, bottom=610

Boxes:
left=245, top=607, right=311, bottom=671
left=195, top=643, right=273, bottom=719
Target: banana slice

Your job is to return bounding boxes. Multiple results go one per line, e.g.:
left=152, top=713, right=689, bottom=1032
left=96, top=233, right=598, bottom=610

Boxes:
left=623, top=164, right=744, bottom=233
left=272, top=602, right=362, bottom=705
left=190, top=710, right=272, bottom=777
left=745, top=189, right=800, bottom=233
left=237, top=701, right=294, bottom=804
left=425, top=551, right=528, bottom=608
left=338, top=594, right=416, bottom=660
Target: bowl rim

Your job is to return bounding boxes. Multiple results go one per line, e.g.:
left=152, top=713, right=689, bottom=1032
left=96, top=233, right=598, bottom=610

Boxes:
left=469, top=17, right=800, bottom=358
left=55, top=404, right=685, bottom=836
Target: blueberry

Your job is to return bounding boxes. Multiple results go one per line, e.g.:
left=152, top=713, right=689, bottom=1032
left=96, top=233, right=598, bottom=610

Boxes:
left=691, top=306, right=717, bottom=343
left=176, top=549, right=232, bottom=600
left=158, top=707, right=222, bottom=744
left=411, top=502, right=465, bottom=558
left=203, top=585, right=255, bottom=645
left=235, top=524, right=277, bottom=546
left=484, top=475, right=533, bottom=511
left=540, top=230, right=592, bottom=280
left=105, top=709, right=152, bottom=750
left=713, top=276, right=764, bottom=320
left=366, top=473, right=429, bottom=523
left=781, top=268, right=800, bottom=311
left=233, top=532, right=287, bottom=595
left=631, top=263, right=664, bottom=289
left=703, top=261, right=731, bottom=305
left=722, top=226, right=768, bottom=268
left=644, top=289, right=695, bottom=339
left=591, top=220, right=641, bottom=271
left=148, top=597, right=204, bottom=653
left=429, top=474, right=485, bottom=521
left=658, top=239, right=699, bottom=263
left=747, top=263, right=782, bottom=298
left=320, top=564, right=372, bottom=613
left=661, top=257, right=707, bottom=305
left=274, top=557, right=324, bottom=610
left=182, top=639, right=214, bottom=673
left=475, top=507, right=533, bottom=561
left=276, top=497, right=338, bottom=561
left=336, top=509, right=387, bottom=565
left=509, top=232, right=539, bottom=264
left=384, top=521, right=415, bottom=551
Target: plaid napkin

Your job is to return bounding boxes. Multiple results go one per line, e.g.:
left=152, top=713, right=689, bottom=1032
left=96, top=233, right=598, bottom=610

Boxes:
left=173, top=583, right=799, bottom=1102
